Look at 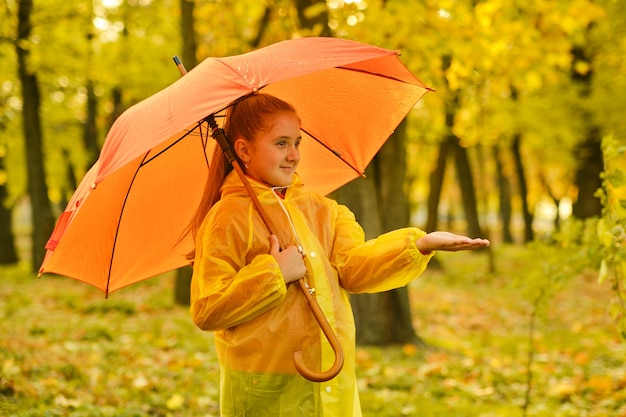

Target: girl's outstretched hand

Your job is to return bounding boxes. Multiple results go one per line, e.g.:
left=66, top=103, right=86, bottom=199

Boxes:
left=416, top=231, right=490, bottom=253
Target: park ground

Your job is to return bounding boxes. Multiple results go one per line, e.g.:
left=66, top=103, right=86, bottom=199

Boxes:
left=1, top=247, right=625, bottom=416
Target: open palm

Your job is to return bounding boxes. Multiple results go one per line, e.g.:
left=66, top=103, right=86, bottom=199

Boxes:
left=417, top=231, right=490, bottom=253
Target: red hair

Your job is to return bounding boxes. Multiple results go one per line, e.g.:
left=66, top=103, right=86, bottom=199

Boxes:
left=185, top=93, right=298, bottom=259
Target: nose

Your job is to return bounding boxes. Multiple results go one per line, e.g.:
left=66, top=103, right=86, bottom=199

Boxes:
left=287, top=145, right=300, bottom=162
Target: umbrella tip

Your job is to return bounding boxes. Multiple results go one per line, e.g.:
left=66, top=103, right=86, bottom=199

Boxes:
left=172, top=56, right=188, bottom=76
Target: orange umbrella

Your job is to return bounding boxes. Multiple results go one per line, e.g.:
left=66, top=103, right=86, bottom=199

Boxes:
left=39, top=37, right=432, bottom=295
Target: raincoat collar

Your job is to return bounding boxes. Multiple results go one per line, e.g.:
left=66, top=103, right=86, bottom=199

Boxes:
left=220, top=171, right=304, bottom=200
left=219, top=170, right=307, bottom=252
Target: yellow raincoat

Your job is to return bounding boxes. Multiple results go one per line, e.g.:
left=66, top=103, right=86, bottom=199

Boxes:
left=191, top=171, right=433, bottom=417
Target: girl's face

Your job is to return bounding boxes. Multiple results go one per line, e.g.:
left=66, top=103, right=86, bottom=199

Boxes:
left=241, top=113, right=301, bottom=188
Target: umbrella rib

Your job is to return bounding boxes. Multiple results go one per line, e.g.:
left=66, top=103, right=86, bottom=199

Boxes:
left=106, top=151, right=149, bottom=296
left=290, top=66, right=431, bottom=182
left=336, top=66, right=434, bottom=90
left=254, top=66, right=429, bottom=181
left=140, top=121, right=204, bottom=166
left=106, top=120, right=213, bottom=295
left=300, top=127, right=365, bottom=178
left=198, top=120, right=211, bottom=168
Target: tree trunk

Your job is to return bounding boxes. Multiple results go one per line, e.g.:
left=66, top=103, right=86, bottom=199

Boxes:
left=426, top=69, right=456, bottom=235
left=333, top=170, right=384, bottom=344
left=572, top=133, right=603, bottom=218
left=107, top=87, right=125, bottom=130
left=539, top=170, right=562, bottom=231
left=492, top=144, right=513, bottom=243
left=58, top=148, right=77, bottom=211
left=428, top=60, right=489, bottom=258
left=0, top=152, right=18, bottom=265
left=294, top=0, right=419, bottom=345
left=374, top=119, right=424, bottom=345
left=571, top=44, right=604, bottom=219
left=83, top=79, right=99, bottom=170
left=336, top=121, right=424, bottom=346
left=437, top=66, right=484, bottom=239
left=251, top=5, right=272, bottom=48
left=180, top=0, right=198, bottom=70
left=173, top=0, right=199, bottom=306
left=452, top=136, right=483, bottom=238
left=16, top=0, right=54, bottom=270
left=294, top=0, right=332, bottom=36
left=425, top=137, right=452, bottom=233
left=511, top=134, right=534, bottom=242
left=571, top=44, right=603, bottom=219
left=337, top=172, right=419, bottom=345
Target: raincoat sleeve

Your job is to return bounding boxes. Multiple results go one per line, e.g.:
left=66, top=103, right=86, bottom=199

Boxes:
left=331, top=204, right=433, bottom=294
left=190, top=205, right=287, bottom=331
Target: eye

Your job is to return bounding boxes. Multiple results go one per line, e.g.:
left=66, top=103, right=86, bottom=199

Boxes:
left=295, top=138, right=302, bottom=148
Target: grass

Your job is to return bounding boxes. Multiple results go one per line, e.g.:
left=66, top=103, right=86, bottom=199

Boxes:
left=1, top=246, right=625, bottom=416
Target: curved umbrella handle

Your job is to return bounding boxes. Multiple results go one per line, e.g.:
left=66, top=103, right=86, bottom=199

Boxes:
left=293, top=279, right=345, bottom=382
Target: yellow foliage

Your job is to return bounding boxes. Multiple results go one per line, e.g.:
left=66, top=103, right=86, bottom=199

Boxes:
left=166, top=393, right=185, bottom=410
left=574, top=60, right=591, bottom=76
left=560, top=15, right=580, bottom=35
left=586, top=375, right=613, bottom=396
left=54, top=394, right=81, bottom=408
left=446, top=71, right=461, bottom=91
left=549, top=379, right=577, bottom=399
left=573, top=351, right=590, bottom=366
left=524, top=71, right=543, bottom=92
left=597, top=219, right=614, bottom=249
left=2, top=359, right=20, bottom=376
left=474, top=2, right=498, bottom=29
left=42, top=376, right=60, bottom=388
left=568, top=0, right=607, bottom=27
left=605, top=143, right=626, bottom=218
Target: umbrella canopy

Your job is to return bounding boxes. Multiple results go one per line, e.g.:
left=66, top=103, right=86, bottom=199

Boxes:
left=39, top=37, right=432, bottom=295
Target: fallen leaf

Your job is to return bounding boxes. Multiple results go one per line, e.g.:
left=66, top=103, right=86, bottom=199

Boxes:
left=549, top=380, right=577, bottom=399
left=586, top=375, right=613, bottom=396
left=402, top=344, right=418, bottom=357
left=166, top=393, right=185, bottom=410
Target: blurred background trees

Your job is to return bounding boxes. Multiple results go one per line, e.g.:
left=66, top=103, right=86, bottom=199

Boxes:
left=1, top=0, right=624, bottom=344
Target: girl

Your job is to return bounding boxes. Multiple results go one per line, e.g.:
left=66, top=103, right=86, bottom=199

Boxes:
left=189, top=93, right=489, bottom=416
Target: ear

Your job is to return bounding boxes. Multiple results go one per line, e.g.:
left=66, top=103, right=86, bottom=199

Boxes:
left=233, top=138, right=251, bottom=162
